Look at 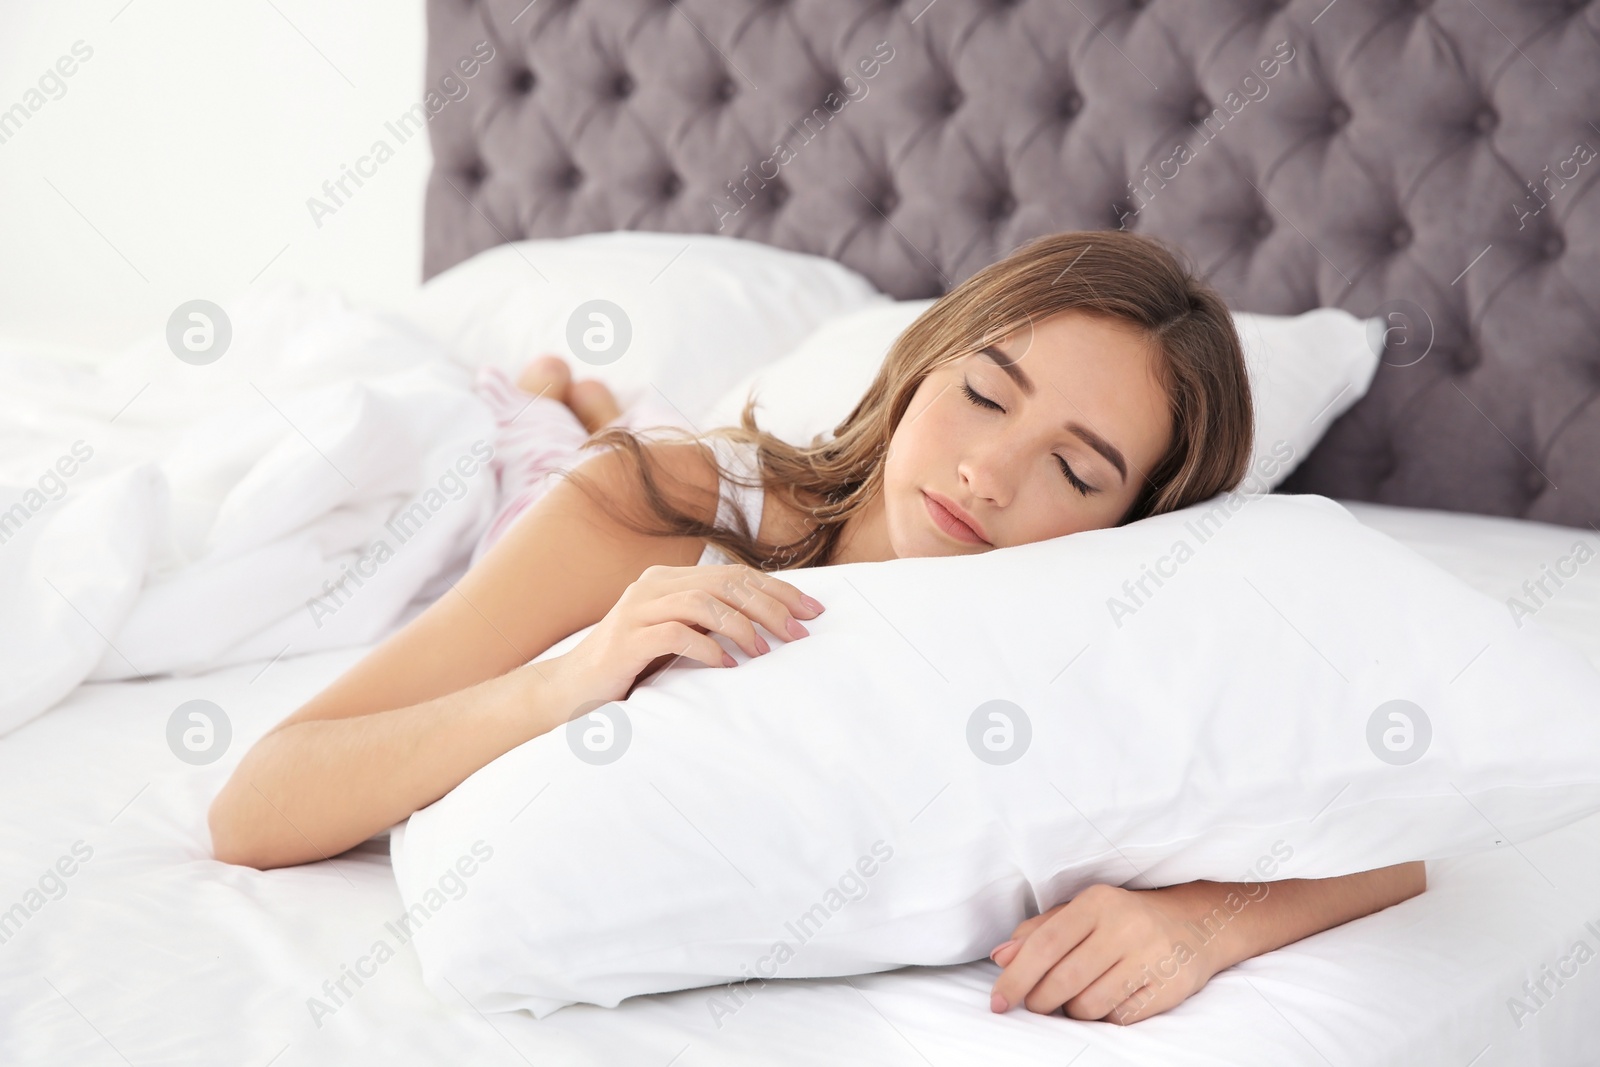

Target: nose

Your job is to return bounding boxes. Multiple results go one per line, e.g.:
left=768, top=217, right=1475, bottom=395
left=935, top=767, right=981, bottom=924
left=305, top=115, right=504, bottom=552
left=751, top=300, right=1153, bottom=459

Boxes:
left=957, top=437, right=1014, bottom=509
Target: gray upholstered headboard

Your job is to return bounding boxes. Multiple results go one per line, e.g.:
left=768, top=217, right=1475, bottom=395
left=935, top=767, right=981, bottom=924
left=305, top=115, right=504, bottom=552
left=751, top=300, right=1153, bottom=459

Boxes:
left=422, top=0, right=1599, bottom=530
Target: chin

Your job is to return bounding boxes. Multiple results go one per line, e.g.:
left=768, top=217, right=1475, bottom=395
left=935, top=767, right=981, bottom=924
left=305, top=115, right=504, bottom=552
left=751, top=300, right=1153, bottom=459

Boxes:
left=896, top=526, right=985, bottom=560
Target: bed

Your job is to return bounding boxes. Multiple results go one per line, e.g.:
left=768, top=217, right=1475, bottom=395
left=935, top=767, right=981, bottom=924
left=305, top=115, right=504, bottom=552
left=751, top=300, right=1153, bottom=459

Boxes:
left=7, top=0, right=1600, bottom=1063
left=5, top=503, right=1599, bottom=1066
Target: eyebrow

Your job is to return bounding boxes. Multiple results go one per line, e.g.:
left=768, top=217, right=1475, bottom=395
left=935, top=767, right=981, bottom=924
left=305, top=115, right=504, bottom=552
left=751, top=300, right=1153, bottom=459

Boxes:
left=978, top=344, right=1129, bottom=484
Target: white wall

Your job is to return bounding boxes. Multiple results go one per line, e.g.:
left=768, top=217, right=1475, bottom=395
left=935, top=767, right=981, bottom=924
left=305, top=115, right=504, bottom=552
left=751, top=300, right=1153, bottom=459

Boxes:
left=0, top=0, right=430, bottom=360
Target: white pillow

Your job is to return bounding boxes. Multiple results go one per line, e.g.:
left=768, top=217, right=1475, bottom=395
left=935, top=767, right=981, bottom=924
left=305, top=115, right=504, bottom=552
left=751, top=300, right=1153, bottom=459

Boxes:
left=702, top=302, right=1379, bottom=488
left=395, top=231, right=887, bottom=422
left=392, top=493, right=1600, bottom=1016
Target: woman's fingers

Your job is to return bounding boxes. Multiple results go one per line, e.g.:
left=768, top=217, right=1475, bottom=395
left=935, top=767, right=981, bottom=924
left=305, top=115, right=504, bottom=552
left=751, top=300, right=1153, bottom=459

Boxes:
left=671, top=590, right=766, bottom=659
left=709, top=566, right=824, bottom=640
left=990, top=902, right=1098, bottom=1014
left=647, top=621, right=738, bottom=671
left=708, top=582, right=813, bottom=644
left=654, top=564, right=823, bottom=621
left=1023, top=928, right=1123, bottom=1015
left=1006, top=909, right=1055, bottom=944
left=1064, top=952, right=1154, bottom=1022
left=637, top=565, right=824, bottom=657
left=988, top=885, right=1218, bottom=1025
left=568, top=563, right=824, bottom=707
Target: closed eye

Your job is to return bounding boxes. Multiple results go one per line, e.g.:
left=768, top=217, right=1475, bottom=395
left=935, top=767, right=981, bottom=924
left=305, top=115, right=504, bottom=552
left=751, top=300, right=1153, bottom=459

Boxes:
left=961, top=378, right=1096, bottom=497
left=961, top=380, right=1003, bottom=411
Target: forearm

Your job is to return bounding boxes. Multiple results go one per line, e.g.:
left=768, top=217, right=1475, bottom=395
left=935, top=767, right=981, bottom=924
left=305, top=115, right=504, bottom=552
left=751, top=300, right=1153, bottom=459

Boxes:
left=1161, top=862, right=1427, bottom=976
left=209, top=658, right=569, bottom=870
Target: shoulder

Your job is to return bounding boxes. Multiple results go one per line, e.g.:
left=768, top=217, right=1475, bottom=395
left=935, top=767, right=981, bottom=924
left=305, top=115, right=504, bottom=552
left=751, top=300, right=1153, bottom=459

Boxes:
left=561, top=434, right=726, bottom=529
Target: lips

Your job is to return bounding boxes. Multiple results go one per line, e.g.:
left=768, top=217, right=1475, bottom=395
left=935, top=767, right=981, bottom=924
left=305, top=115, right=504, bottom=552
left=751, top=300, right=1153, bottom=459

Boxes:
left=923, top=490, right=990, bottom=545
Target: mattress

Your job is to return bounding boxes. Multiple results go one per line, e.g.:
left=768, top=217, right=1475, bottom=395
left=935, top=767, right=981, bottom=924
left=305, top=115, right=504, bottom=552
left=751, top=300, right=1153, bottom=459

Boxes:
left=4, top=500, right=1598, bottom=1066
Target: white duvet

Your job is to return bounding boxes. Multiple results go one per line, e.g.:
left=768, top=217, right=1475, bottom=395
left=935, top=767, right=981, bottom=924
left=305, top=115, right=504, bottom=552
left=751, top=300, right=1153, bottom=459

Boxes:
left=0, top=232, right=887, bottom=738
left=0, top=283, right=500, bottom=735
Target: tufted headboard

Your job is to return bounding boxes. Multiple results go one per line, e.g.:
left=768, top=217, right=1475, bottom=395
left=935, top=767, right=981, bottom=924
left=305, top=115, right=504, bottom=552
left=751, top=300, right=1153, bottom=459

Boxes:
left=422, top=0, right=1600, bottom=530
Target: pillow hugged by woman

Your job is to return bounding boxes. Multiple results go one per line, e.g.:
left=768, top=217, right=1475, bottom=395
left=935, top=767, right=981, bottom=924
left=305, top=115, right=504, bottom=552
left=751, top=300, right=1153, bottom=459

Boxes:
left=211, top=230, right=1422, bottom=1024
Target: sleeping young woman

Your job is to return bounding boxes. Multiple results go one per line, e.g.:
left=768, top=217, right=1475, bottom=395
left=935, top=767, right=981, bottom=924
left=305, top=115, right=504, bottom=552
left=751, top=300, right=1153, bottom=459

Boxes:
left=210, top=230, right=1424, bottom=1025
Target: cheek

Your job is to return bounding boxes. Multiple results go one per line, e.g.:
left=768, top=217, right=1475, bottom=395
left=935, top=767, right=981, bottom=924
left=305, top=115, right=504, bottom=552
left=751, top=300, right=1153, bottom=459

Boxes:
left=1019, top=505, right=1092, bottom=543
left=887, top=392, right=958, bottom=478
left=908, top=391, right=966, bottom=454
left=883, top=393, right=959, bottom=539
left=882, top=428, right=920, bottom=506
left=1003, top=471, right=1130, bottom=545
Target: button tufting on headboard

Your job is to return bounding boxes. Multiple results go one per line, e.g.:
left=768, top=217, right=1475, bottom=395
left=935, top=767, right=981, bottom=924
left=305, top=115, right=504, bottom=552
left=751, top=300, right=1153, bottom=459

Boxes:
left=422, top=0, right=1600, bottom=529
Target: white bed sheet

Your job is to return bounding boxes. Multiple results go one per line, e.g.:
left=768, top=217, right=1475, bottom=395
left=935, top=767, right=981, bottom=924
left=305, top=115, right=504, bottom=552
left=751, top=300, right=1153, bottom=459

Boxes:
left=3, top=501, right=1599, bottom=1066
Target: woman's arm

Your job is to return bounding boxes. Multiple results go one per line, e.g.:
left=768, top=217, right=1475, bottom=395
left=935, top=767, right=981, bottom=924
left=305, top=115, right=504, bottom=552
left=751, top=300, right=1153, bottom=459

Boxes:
left=266, top=443, right=720, bottom=728
left=989, top=862, right=1427, bottom=1022
left=209, top=444, right=718, bottom=870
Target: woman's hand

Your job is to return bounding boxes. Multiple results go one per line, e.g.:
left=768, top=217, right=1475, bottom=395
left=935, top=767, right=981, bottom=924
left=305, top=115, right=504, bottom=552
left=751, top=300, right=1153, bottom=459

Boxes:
left=548, top=563, right=825, bottom=710
left=988, top=883, right=1221, bottom=1025
left=988, top=863, right=1427, bottom=1024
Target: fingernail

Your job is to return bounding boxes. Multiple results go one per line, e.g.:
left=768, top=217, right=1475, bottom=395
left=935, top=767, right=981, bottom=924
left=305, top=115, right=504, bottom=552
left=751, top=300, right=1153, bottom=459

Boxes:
left=785, top=617, right=809, bottom=639
left=990, top=992, right=1008, bottom=1014
left=988, top=939, right=1016, bottom=961
left=722, top=652, right=736, bottom=668
left=800, top=594, right=825, bottom=615
left=754, top=634, right=770, bottom=655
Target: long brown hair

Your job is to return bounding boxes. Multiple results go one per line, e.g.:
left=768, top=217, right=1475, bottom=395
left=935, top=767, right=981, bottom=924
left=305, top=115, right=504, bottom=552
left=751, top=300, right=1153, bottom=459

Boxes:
left=564, top=230, right=1253, bottom=570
